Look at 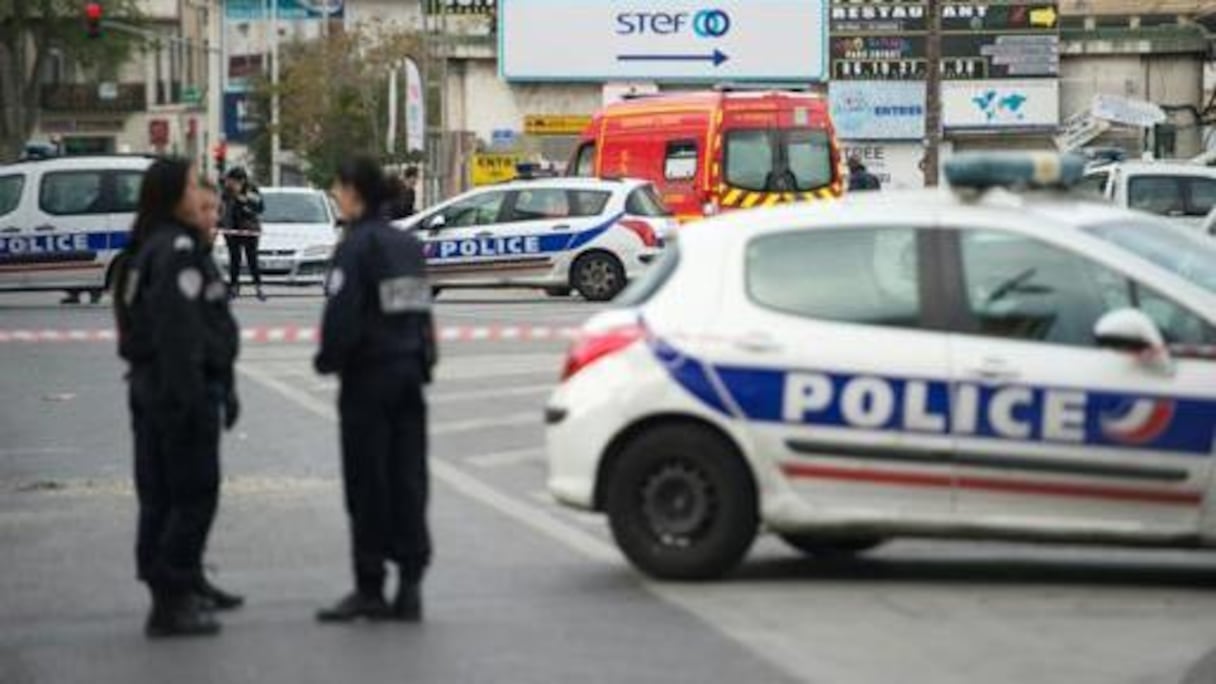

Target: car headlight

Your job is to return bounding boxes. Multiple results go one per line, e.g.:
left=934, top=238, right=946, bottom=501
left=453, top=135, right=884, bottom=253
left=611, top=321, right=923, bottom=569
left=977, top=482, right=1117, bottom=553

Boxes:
left=300, top=244, right=333, bottom=258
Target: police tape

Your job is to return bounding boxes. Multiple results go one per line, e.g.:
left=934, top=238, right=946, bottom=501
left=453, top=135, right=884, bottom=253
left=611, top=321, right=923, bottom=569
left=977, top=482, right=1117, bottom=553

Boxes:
left=0, top=325, right=580, bottom=345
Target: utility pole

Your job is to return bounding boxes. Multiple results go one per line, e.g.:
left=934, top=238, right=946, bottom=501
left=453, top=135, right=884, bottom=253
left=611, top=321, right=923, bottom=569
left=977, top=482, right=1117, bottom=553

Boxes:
left=269, top=0, right=281, bottom=186
left=923, top=0, right=942, bottom=187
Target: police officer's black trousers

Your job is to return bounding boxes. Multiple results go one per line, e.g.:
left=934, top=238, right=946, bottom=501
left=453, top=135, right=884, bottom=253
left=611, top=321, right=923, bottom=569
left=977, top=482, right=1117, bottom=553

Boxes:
left=131, top=383, right=221, bottom=597
left=225, top=234, right=262, bottom=290
left=338, top=362, right=431, bottom=596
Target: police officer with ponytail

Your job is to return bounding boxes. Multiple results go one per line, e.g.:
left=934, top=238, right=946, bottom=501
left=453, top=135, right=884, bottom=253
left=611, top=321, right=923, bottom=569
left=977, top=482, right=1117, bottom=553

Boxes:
left=315, top=156, right=437, bottom=623
left=113, top=158, right=243, bottom=638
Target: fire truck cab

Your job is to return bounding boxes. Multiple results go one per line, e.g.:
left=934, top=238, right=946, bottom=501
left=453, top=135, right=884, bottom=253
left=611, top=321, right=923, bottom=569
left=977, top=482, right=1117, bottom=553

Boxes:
left=569, top=90, right=845, bottom=222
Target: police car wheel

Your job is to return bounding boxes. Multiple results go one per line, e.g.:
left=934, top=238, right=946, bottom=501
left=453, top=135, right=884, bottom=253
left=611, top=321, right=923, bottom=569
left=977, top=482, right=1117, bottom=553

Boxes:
left=571, top=252, right=625, bottom=302
left=606, top=425, right=758, bottom=580
left=777, top=534, right=885, bottom=558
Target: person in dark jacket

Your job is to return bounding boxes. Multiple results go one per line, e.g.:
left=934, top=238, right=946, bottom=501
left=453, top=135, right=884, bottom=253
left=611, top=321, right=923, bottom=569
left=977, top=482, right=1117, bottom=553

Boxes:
left=847, top=156, right=882, bottom=192
left=221, top=167, right=266, bottom=300
left=315, top=156, right=437, bottom=624
left=381, top=166, right=419, bottom=222
left=113, top=158, right=243, bottom=638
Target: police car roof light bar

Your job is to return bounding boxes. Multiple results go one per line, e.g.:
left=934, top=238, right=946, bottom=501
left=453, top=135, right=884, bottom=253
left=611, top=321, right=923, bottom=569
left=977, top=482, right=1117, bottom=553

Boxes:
left=945, top=152, right=1087, bottom=192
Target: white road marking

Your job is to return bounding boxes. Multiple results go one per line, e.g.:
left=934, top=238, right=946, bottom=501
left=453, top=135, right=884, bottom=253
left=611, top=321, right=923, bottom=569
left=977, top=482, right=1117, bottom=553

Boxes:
left=429, top=384, right=552, bottom=405
left=432, top=412, right=539, bottom=436
left=0, top=447, right=82, bottom=457
left=466, top=448, right=545, bottom=468
left=237, top=360, right=805, bottom=682
left=256, top=354, right=559, bottom=382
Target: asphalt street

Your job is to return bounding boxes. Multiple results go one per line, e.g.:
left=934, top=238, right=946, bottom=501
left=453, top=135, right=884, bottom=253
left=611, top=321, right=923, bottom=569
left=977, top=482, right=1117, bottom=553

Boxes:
left=3, top=287, right=1216, bottom=684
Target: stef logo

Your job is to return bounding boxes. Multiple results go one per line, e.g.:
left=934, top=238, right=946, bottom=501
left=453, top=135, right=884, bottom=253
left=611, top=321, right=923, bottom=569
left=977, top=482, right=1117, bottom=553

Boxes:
left=693, top=9, right=731, bottom=38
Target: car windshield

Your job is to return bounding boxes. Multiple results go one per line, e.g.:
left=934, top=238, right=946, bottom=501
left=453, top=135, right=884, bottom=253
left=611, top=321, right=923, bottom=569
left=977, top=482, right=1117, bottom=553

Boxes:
left=261, top=192, right=330, bottom=224
left=1084, top=219, right=1216, bottom=294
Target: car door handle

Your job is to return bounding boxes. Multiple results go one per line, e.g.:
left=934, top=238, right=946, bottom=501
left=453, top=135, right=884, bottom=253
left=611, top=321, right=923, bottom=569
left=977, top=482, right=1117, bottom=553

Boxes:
left=552, top=224, right=571, bottom=231
left=967, top=360, right=1020, bottom=382
left=33, top=224, right=55, bottom=232
left=0, top=226, right=18, bottom=233
left=475, top=231, right=493, bottom=238
left=734, top=333, right=783, bottom=354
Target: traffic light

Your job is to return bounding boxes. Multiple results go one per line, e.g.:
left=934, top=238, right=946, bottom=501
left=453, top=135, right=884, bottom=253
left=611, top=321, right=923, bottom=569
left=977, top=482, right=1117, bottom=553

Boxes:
left=213, top=141, right=228, bottom=176
left=84, top=2, right=103, bottom=39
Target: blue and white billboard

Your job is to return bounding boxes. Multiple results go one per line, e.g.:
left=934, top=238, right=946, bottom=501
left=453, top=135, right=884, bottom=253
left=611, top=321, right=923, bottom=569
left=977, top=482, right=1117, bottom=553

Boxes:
left=829, top=81, right=926, bottom=141
left=499, top=0, right=828, bottom=82
left=225, top=0, right=345, bottom=21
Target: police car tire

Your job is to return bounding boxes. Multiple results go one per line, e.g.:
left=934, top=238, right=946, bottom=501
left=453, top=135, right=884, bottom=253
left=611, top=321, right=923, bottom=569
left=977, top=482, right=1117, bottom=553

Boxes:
left=606, top=424, right=758, bottom=580
left=777, top=534, right=885, bottom=558
left=571, top=252, right=626, bottom=302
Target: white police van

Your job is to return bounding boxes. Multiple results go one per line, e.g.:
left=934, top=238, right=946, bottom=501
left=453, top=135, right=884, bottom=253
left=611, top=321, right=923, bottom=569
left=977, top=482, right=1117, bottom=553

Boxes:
left=545, top=152, right=1216, bottom=580
left=0, top=155, right=151, bottom=302
left=396, top=177, right=673, bottom=301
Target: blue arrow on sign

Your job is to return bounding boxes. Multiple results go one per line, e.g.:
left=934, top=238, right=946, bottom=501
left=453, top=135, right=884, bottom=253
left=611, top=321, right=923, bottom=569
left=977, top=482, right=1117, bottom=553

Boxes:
left=617, top=49, right=729, bottom=67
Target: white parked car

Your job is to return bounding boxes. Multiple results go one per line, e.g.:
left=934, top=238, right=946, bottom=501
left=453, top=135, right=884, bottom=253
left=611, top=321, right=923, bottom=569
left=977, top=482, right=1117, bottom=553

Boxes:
left=546, top=153, right=1216, bottom=580
left=395, top=177, right=675, bottom=301
left=0, top=154, right=151, bottom=301
left=1081, top=161, right=1216, bottom=234
left=215, top=187, right=338, bottom=285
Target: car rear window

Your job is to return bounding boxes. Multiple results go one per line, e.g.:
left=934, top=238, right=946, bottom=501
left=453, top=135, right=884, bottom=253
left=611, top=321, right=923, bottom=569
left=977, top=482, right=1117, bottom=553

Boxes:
left=570, top=190, right=611, bottom=217
left=0, top=174, right=23, bottom=216
left=1128, top=175, right=1216, bottom=217
left=625, top=185, right=672, bottom=217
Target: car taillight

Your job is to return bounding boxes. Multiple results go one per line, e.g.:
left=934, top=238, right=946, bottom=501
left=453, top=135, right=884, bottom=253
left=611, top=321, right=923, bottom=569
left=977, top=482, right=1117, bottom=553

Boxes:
left=561, top=325, right=645, bottom=381
left=619, top=218, right=658, bottom=248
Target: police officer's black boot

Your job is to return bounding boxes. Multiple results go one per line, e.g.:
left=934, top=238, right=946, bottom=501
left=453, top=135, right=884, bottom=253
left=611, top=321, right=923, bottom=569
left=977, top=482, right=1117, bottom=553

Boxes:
left=391, top=582, right=422, bottom=623
left=316, top=591, right=390, bottom=623
left=195, top=576, right=245, bottom=611
left=145, top=591, right=221, bottom=639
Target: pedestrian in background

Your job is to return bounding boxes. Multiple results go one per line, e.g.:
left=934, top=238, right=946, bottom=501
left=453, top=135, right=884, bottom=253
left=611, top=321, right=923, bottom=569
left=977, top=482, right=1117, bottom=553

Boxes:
left=221, top=167, right=266, bottom=300
left=315, top=156, right=437, bottom=624
left=847, top=156, right=882, bottom=192
left=113, top=158, right=243, bottom=638
left=382, top=166, right=420, bottom=222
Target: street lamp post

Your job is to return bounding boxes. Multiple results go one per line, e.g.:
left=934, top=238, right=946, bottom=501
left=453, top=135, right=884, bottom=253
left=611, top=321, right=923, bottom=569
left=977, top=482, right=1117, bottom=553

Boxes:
left=269, top=0, right=281, bottom=186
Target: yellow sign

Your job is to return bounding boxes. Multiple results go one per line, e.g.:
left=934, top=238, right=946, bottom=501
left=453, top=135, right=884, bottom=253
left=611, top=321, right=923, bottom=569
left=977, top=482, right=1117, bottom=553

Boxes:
left=524, top=115, right=593, bottom=136
left=1029, top=6, right=1058, bottom=28
left=470, top=153, right=522, bottom=186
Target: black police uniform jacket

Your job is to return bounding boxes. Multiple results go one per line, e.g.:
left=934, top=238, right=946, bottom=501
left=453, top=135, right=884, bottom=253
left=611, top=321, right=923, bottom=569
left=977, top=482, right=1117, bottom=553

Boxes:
left=314, top=216, right=436, bottom=378
left=118, top=222, right=239, bottom=420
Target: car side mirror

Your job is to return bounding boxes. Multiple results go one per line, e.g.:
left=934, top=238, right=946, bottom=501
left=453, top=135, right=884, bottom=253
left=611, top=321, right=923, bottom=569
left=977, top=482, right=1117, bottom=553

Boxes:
left=427, top=213, right=446, bottom=232
left=1094, top=308, right=1173, bottom=374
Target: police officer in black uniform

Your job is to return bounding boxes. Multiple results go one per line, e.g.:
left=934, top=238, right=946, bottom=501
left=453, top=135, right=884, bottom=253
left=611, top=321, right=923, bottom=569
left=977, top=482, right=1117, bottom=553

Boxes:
left=113, top=158, right=243, bottom=638
left=315, top=156, right=437, bottom=623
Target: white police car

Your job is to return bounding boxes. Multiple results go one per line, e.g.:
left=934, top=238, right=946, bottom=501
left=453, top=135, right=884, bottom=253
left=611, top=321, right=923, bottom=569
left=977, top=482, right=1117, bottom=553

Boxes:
left=0, top=155, right=151, bottom=302
left=213, top=187, right=339, bottom=284
left=396, top=177, right=673, bottom=301
left=545, top=152, right=1216, bottom=580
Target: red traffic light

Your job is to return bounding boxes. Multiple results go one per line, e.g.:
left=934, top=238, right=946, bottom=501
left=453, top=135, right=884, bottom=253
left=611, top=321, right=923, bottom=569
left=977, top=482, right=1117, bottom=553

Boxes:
left=85, top=2, right=103, bottom=38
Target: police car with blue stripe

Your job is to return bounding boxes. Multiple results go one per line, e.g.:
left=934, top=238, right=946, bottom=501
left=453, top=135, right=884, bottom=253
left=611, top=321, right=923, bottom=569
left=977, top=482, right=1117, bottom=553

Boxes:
left=0, top=155, right=151, bottom=303
left=395, top=177, right=673, bottom=301
left=545, top=152, right=1216, bottom=580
